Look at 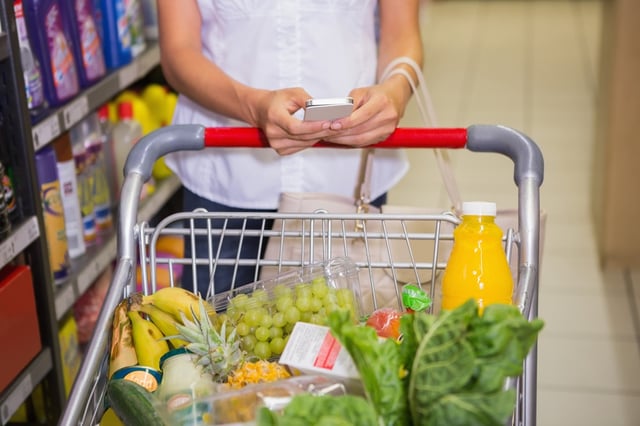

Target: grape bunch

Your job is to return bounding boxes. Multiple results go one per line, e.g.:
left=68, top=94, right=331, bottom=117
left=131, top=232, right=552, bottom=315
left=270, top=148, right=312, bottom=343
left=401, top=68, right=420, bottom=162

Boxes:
left=217, top=277, right=358, bottom=360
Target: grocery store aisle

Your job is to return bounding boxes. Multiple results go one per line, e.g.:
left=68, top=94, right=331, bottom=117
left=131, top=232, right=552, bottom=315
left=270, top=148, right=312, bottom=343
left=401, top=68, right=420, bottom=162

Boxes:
left=390, top=1, right=640, bottom=425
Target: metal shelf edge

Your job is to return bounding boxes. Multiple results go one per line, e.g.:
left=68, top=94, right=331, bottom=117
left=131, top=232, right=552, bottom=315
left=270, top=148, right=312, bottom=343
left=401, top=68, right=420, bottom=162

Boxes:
left=0, top=216, right=40, bottom=271
left=54, top=175, right=181, bottom=320
left=31, top=43, right=160, bottom=151
left=0, top=347, right=53, bottom=425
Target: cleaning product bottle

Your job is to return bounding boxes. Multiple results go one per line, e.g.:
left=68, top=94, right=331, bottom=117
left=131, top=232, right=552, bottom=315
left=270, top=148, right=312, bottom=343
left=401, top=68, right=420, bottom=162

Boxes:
left=84, top=112, right=112, bottom=233
left=52, top=132, right=86, bottom=259
left=60, top=0, right=106, bottom=88
left=96, top=104, right=117, bottom=207
left=112, top=100, right=142, bottom=198
left=127, top=0, right=146, bottom=57
left=13, top=0, right=47, bottom=117
left=69, top=120, right=97, bottom=246
left=441, top=201, right=514, bottom=313
left=22, top=0, right=80, bottom=107
left=95, top=0, right=132, bottom=70
left=35, top=145, right=70, bottom=284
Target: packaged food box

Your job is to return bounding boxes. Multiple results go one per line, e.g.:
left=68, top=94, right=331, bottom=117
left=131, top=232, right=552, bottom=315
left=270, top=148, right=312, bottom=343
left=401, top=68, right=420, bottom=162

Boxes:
left=209, top=257, right=362, bottom=360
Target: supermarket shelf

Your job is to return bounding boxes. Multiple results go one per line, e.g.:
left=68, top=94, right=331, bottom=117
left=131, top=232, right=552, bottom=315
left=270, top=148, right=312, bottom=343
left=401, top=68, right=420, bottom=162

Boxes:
left=54, top=174, right=181, bottom=320
left=31, top=43, right=160, bottom=152
left=0, top=33, right=8, bottom=61
left=0, top=347, right=53, bottom=425
left=0, top=216, right=40, bottom=271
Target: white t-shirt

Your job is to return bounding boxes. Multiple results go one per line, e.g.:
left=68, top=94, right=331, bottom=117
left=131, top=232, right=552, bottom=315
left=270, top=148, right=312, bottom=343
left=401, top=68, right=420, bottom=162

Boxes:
left=165, top=0, right=408, bottom=209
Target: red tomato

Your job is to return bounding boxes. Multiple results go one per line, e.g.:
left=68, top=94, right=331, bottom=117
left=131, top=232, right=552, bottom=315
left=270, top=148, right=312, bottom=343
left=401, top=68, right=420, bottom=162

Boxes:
left=365, top=308, right=402, bottom=339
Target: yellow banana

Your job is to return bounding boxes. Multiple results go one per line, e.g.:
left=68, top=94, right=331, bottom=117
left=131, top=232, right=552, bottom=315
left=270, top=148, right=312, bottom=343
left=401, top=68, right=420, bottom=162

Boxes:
left=139, top=286, right=216, bottom=323
left=109, top=299, right=138, bottom=378
left=136, top=303, right=188, bottom=349
left=127, top=311, right=170, bottom=370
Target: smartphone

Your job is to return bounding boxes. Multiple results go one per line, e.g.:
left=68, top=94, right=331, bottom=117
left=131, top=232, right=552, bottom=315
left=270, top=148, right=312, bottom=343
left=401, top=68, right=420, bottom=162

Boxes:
left=303, top=97, right=354, bottom=121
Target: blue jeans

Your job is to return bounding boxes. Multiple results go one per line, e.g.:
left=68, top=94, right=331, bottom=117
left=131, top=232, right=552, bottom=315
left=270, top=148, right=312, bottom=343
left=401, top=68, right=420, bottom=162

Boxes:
left=181, top=187, right=387, bottom=297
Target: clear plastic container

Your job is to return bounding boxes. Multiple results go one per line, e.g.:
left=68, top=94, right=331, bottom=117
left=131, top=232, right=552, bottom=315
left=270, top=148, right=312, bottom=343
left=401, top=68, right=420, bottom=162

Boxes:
left=210, top=257, right=362, bottom=360
left=156, top=375, right=346, bottom=426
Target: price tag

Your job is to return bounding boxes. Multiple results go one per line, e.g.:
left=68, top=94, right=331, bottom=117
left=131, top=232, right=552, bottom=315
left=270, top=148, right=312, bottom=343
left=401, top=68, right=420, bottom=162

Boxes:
left=0, top=239, right=15, bottom=268
left=118, top=62, right=138, bottom=90
left=62, top=96, right=89, bottom=128
left=1, top=374, right=33, bottom=424
left=32, top=115, right=61, bottom=150
left=26, top=216, right=40, bottom=242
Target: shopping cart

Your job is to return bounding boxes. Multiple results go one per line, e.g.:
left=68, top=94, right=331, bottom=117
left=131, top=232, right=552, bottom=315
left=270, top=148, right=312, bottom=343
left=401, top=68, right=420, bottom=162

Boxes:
left=59, top=125, right=543, bottom=426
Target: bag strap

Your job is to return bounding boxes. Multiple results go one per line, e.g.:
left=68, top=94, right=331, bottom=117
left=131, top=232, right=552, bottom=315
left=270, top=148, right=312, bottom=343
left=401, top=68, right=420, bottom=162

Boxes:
left=364, top=56, right=463, bottom=213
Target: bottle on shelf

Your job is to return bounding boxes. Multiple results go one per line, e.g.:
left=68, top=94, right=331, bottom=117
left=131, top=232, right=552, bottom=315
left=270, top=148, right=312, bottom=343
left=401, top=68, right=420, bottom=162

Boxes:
left=84, top=113, right=112, bottom=233
left=95, top=0, right=132, bottom=70
left=34, top=145, right=70, bottom=284
left=22, top=0, right=80, bottom=107
left=69, top=120, right=97, bottom=246
left=0, top=160, right=12, bottom=240
left=441, top=201, right=514, bottom=313
left=96, top=104, right=118, bottom=209
left=52, top=132, right=86, bottom=259
left=13, top=0, right=47, bottom=118
left=112, top=100, right=142, bottom=199
left=60, top=0, right=107, bottom=88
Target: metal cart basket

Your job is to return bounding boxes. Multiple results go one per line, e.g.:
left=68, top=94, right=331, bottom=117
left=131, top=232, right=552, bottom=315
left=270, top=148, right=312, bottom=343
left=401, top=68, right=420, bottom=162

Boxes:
left=60, top=125, right=544, bottom=426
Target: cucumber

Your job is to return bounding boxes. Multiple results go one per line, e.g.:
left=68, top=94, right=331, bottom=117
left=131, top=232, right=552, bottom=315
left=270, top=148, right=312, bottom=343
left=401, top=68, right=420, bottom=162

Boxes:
left=107, top=379, right=165, bottom=426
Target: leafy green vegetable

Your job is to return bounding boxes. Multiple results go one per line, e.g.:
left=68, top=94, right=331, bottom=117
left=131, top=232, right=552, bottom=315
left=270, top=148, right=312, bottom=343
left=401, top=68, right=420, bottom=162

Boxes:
left=328, top=310, right=410, bottom=426
left=256, top=394, right=378, bottom=426
left=408, top=300, right=544, bottom=426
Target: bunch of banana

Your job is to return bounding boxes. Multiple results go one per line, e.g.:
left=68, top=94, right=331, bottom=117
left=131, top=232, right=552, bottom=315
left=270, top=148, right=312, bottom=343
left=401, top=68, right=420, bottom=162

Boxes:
left=132, top=286, right=217, bottom=323
left=127, top=310, right=170, bottom=370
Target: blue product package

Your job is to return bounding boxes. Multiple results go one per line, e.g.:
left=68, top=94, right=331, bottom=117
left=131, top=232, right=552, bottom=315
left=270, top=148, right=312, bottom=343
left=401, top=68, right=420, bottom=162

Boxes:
left=23, top=0, right=80, bottom=107
left=60, top=0, right=107, bottom=88
left=95, top=0, right=132, bottom=70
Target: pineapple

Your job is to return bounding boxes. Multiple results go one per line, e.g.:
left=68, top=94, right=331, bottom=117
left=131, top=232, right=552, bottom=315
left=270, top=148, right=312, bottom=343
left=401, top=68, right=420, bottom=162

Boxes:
left=226, top=360, right=291, bottom=389
left=174, top=299, right=246, bottom=383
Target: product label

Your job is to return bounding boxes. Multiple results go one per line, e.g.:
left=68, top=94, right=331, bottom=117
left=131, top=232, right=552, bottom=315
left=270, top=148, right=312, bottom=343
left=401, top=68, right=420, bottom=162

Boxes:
left=45, top=4, right=79, bottom=100
left=56, top=160, right=85, bottom=258
left=14, top=0, right=45, bottom=110
left=116, top=0, right=132, bottom=49
left=75, top=0, right=106, bottom=80
left=123, top=370, right=159, bottom=392
left=74, top=152, right=96, bottom=244
left=41, top=180, right=70, bottom=282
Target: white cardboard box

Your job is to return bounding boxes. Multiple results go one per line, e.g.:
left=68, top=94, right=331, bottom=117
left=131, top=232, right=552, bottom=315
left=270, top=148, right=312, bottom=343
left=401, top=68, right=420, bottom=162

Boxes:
left=279, top=322, right=362, bottom=389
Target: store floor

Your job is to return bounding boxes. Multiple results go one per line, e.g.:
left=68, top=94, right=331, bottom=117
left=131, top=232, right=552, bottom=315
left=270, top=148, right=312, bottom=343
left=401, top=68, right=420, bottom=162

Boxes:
left=389, top=1, right=640, bottom=425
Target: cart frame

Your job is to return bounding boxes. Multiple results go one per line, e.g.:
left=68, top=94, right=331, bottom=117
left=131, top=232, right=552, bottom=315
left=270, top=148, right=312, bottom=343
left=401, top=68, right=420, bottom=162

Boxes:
left=59, top=125, right=543, bottom=426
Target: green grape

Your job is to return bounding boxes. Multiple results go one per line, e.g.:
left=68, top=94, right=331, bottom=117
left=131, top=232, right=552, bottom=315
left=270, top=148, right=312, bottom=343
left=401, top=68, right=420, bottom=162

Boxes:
left=254, top=341, right=272, bottom=360
left=273, top=284, right=292, bottom=299
left=269, top=337, right=286, bottom=355
left=236, top=321, right=250, bottom=337
left=336, top=288, right=355, bottom=308
left=309, top=314, right=324, bottom=325
left=244, top=308, right=262, bottom=327
left=230, top=293, right=249, bottom=310
left=300, top=311, right=312, bottom=323
left=272, top=312, right=286, bottom=328
left=310, top=298, right=323, bottom=313
left=259, top=311, right=273, bottom=328
left=270, top=326, right=283, bottom=339
left=242, top=335, right=257, bottom=351
left=295, top=283, right=312, bottom=299
left=311, top=279, right=329, bottom=299
left=275, top=297, right=293, bottom=313
left=295, top=296, right=312, bottom=313
left=284, top=323, right=295, bottom=334
left=284, top=306, right=301, bottom=324
left=252, top=289, right=269, bottom=304
left=255, top=326, right=270, bottom=342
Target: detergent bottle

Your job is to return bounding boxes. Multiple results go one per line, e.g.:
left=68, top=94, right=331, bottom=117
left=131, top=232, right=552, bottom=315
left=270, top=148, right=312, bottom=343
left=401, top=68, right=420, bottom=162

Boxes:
left=441, top=201, right=513, bottom=313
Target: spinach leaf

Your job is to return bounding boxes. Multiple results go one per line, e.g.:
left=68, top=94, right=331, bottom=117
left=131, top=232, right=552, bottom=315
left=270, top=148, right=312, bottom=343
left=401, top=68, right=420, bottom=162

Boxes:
left=328, top=310, right=410, bottom=426
left=256, top=394, right=379, bottom=426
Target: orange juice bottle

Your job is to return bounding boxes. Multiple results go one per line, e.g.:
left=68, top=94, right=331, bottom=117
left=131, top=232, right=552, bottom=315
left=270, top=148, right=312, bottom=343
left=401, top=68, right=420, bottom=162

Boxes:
left=441, top=201, right=513, bottom=312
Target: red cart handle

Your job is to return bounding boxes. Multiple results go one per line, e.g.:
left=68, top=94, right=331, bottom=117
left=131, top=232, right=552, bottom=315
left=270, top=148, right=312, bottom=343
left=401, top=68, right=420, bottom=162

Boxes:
left=203, top=127, right=468, bottom=149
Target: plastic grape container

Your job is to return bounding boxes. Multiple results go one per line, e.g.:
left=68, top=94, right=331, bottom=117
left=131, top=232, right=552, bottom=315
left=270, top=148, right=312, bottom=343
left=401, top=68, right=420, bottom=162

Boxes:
left=210, top=257, right=362, bottom=360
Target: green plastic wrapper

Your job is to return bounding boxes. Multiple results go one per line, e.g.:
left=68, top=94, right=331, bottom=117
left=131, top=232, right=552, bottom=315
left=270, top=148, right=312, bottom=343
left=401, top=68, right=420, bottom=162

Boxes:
left=401, top=284, right=432, bottom=312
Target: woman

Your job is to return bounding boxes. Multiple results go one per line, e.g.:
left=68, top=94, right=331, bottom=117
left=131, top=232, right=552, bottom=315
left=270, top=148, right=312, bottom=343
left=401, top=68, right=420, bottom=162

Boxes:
left=157, top=0, right=423, bottom=297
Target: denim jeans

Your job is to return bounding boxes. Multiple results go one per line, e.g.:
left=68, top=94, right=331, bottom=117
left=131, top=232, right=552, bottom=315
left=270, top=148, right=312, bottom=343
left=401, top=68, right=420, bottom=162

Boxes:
left=180, top=187, right=387, bottom=298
